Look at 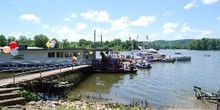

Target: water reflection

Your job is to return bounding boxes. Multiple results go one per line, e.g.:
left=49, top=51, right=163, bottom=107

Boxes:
left=68, top=73, right=138, bottom=102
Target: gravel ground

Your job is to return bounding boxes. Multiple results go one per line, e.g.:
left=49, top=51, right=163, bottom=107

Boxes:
left=1, top=99, right=151, bottom=110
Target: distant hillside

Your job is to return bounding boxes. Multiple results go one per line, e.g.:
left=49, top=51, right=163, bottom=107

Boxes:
left=150, top=39, right=194, bottom=49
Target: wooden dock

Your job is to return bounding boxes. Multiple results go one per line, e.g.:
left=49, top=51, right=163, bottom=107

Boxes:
left=0, top=65, right=91, bottom=87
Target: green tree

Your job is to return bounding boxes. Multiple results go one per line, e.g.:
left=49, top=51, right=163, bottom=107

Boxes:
left=0, top=35, right=7, bottom=47
left=34, top=34, right=49, bottom=48
left=27, top=38, right=35, bottom=47
left=18, top=35, right=28, bottom=45
left=7, top=36, right=16, bottom=44
left=78, top=39, right=86, bottom=47
left=62, top=39, right=70, bottom=48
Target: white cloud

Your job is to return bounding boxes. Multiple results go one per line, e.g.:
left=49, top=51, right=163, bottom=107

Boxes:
left=163, top=11, right=176, bottom=16
left=20, top=14, right=40, bottom=23
left=94, top=28, right=109, bottom=35
left=65, top=13, right=77, bottom=21
left=54, top=26, right=83, bottom=41
left=111, top=16, right=130, bottom=30
left=130, top=16, right=156, bottom=27
left=200, top=30, right=213, bottom=35
left=181, top=26, right=192, bottom=33
left=174, top=35, right=182, bottom=40
left=147, top=33, right=161, bottom=41
left=76, top=22, right=87, bottom=30
left=43, top=24, right=49, bottom=29
left=128, top=32, right=139, bottom=40
left=181, top=24, right=193, bottom=33
left=183, top=0, right=197, bottom=10
left=202, top=0, right=218, bottom=4
left=7, top=32, right=31, bottom=39
left=8, top=32, right=23, bottom=39
left=162, top=22, right=179, bottom=35
left=80, top=10, right=109, bottom=22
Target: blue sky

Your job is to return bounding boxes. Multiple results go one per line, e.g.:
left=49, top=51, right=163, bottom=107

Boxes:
left=0, top=0, right=220, bottom=42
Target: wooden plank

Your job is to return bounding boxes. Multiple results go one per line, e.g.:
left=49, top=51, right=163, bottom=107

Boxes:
left=0, top=92, right=21, bottom=100
left=0, top=87, right=20, bottom=94
left=0, top=65, right=91, bottom=87
left=0, top=97, right=25, bottom=106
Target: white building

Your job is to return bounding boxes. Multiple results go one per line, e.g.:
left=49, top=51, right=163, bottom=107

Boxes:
left=0, top=47, right=96, bottom=69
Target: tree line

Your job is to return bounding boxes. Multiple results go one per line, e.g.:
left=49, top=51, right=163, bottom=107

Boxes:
left=188, top=38, right=220, bottom=50
left=0, top=34, right=133, bottom=50
left=0, top=34, right=220, bottom=51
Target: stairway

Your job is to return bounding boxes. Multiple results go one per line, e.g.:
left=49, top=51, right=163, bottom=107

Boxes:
left=0, top=87, right=25, bottom=106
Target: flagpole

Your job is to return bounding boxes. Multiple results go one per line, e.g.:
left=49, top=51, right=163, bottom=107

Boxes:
left=132, top=40, right=133, bottom=51
left=146, top=35, right=149, bottom=49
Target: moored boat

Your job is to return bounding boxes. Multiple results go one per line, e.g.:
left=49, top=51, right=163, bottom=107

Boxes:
left=92, top=51, right=138, bottom=73
left=175, top=56, right=191, bottom=61
left=160, top=55, right=176, bottom=63
left=134, top=48, right=166, bottom=62
left=134, top=62, right=152, bottom=69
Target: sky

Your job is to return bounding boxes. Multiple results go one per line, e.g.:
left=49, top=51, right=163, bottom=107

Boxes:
left=0, top=0, right=220, bottom=42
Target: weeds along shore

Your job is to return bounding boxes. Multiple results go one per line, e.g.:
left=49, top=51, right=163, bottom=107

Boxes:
left=1, top=99, right=151, bottom=110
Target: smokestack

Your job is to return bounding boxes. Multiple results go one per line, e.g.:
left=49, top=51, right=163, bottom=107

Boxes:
left=94, top=29, right=96, bottom=43
left=93, top=29, right=96, bottom=59
left=94, top=29, right=96, bottom=48
left=100, top=31, right=102, bottom=46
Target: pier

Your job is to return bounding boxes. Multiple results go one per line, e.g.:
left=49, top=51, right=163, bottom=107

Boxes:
left=0, top=65, right=91, bottom=87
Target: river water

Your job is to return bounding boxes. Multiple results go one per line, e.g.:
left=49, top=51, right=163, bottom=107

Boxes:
left=68, top=49, right=220, bottom=109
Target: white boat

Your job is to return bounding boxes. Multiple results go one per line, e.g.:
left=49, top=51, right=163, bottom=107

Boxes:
left=161, top=55, right=176, bottom=63
left=133, top=48, right=166, bottom=62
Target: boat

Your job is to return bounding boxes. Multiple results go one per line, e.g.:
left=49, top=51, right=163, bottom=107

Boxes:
left=134, top=62, right=152, bottom=69
left=204, top=54, right=211, bottom=57
left=92, top=51, right=138, bottom=73
left=175, top=52, right=181, bottom=55
left=131, top=35, right=166, bottom=62
left=193, top=86, right=220, bottom=108
left=175, top=56, right=191, bottom=61
left=133, top=48, right=166, bottom=62
left=160, top=55, right=176, bottom=63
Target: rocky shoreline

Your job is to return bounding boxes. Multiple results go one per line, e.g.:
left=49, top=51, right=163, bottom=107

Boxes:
left=1, top=99, right=151, bottom=110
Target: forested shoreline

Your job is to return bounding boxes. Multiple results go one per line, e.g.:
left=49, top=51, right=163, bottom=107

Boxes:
left=1, top=34, right=220, bottom=51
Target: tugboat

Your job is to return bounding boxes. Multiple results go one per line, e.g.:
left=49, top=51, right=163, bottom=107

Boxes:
left=92, top=51, right=137, bottom=73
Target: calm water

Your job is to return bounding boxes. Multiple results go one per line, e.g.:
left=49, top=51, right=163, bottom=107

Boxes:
left=68, top=49, right=220, bottom=109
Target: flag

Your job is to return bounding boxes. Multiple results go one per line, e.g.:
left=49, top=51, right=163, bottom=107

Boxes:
left=146, top=35, right=149, bottom=40
left=129, top=36, right=131, bottom=40
left=136, top=35, right=139, bottom=40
